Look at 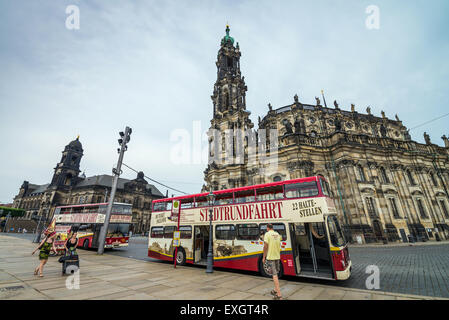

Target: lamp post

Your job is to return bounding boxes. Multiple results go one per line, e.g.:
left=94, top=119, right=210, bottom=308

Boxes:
left=206, top=190, right=215, bottom=273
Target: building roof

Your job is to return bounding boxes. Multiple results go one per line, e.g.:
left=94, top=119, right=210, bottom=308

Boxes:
left=28, top=184, right=50, bottom=195
left=75, top=175, right=164, bottom=197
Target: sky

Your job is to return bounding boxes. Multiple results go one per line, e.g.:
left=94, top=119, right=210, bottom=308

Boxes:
left=0, top=0, right=448, bottom=203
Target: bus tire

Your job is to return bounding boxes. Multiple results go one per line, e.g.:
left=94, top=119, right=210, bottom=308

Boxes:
left=83, top=239, right=89, bottom=249
left=175, top=247, right=186, bottom=266
left=259, top=258, right=284, bottom=279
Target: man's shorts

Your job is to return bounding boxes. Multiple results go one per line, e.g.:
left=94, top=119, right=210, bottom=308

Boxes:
left=265, top=259, right=280, bottom=276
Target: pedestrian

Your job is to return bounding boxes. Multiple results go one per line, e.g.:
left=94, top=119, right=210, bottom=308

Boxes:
left=262, top=223, right=283, bottom=300
left=32, top=229, right=57, bottom=277
left=64, top=230, right=79, bottom=258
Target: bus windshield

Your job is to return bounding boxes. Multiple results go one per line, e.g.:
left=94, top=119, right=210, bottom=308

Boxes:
left=327, top=215, right=346, bottom=247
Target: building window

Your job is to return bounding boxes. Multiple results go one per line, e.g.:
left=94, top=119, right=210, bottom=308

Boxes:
left=365, top=197, right=378, bottom=218
left=389, top=198, right=400, bottom=219
left=406, top=170, right=416, bottom=185
left=273, top=175, right=282, bottom=182
left=380, top=167, right=390, bottom=184
left=440, top=200, right=449, bottom=219
left=358, top=166, right=366, bottom=182
left=416, top=198, right=428, bottom=219
left=430, top=172, right=438, bottom=187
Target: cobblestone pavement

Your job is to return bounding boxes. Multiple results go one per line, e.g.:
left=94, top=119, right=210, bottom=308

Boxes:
left=328, top=244, right=449, bottom=298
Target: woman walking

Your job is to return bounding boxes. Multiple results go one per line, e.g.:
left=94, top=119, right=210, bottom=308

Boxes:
left=32, top=229, right=57, bottom=277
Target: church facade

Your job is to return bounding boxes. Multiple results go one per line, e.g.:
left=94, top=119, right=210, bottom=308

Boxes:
left=12, top=137, right=164, bottom=234
left=203, top=26, right=449, bottom=243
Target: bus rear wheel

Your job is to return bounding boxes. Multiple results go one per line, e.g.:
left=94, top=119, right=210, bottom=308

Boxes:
left=175, top=248, right=186, bottom=266
left=83, top=239, right=89, bottom=249
left=259, top=259, right=284, bottom=278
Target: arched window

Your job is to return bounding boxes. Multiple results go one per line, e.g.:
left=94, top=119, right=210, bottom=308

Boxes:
left=430, top=172, right=438, bottom=187
left=273, top=176, right=282, bottom=182
left=380, top=167, right=390, bottom=184
left=358, top=166, right=366, bottom=182
left=406, top=170, right=416, bottom=185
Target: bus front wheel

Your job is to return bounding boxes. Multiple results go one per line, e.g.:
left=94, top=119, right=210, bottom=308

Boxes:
left=175, top=248, right=186, bottom=266
left=259, top=258, right=284, bottom=279
left=83, top=239, right=89, bottom=249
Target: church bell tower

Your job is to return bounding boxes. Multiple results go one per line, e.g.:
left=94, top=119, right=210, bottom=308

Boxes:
left=50, top=136, right=83, bottom=187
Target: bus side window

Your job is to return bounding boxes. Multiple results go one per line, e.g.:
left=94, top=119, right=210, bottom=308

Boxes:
left=234, top=190, right=255, bottom=204
left=195, top=196, right=208, bottom=207
left=164, top=226, right=175, bottom=239
left=256, top=185, right=284, bottom=201
left=153, top=202, right=167, bottom=212
left=215, top=225, right=236, bottom=240
left=260, top=223, right=287, bottom=241
left=285, top=181, right=319, bottom=198
left=214, top=193, right=233, bottom=206
left=236, top=224, right=259, bottom=241
left=150, top=227, right=164, bottom=238
left=179, top=226, right=192, bottom=239
left=181, top=200, right=194, bottom=209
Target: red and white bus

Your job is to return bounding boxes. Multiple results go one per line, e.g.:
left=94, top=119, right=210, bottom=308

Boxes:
left=148, top=176, right=351, bottom=280
left=52, top=202, right=132, bottom=251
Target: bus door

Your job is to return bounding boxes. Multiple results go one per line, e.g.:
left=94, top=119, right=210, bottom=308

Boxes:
left=194, top=226, right=210, bottom=263
left=307, top=222, right=333, bottom=277
left=293, top=222, right=333, bottom=278
left=194, top=226, right=202, bottom=263
left=288, top=224, right=301, bottom=274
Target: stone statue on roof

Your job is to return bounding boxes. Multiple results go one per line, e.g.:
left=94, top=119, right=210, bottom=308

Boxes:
left=381, top=110, right=386, bottom=118
left=351, top=104, right=355, bottom=112
left=294, top=94, right=299, bottom=103
left=268, top=103, right=272, bottom=111
left=315, top=97, right=320, bottom=106
left=366, top=106, right=371, bottom=115
left=442, top=135, right=449, bottom=148
left=333, top=100, right=339, bottom=110
left=395, top=114, right=400, bottom=122
left=424, top=132, right=431, bottom=145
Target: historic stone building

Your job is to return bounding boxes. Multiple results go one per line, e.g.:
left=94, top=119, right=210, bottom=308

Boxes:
left=12, top=137, right=165, bottom=233
left=203, top=26, right=449, bottom=243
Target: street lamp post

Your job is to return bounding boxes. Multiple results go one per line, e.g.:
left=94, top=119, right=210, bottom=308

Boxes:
left=206, top=190, right=215, bottom=273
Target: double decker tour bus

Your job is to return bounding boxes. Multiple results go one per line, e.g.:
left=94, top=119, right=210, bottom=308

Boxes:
left=148, top=176, right=351, bottom=280
left=52, top=202, right=132, bottom=252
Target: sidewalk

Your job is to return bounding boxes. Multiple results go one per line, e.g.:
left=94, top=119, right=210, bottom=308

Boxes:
left=0, top=234, right=445, bottom=300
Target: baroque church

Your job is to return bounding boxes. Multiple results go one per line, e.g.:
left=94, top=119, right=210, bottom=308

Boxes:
left=203, top=26, right=449, bottom=243
left=12, top=137, right=164, bottom=234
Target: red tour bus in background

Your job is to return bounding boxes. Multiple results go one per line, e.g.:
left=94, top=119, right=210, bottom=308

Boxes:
left=52, top=202, right=132, bottom=251
left=148, top=176, right=351, bottom=281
